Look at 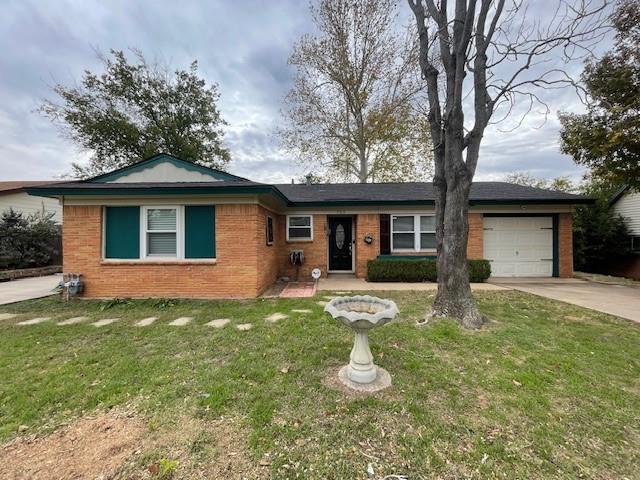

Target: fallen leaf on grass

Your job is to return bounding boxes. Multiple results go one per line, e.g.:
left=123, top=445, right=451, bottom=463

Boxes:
left=512, top=380, right=522, bottom=387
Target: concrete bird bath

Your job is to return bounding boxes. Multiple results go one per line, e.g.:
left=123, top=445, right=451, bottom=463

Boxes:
left=324, top=295, right=399, bottom=390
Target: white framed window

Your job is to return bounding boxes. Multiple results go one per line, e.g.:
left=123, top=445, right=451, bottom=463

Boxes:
left=391, top=215, right=415, bottom=251
left=419, top=215, right=436, bottom=250
left=391, top=214, right=436, bottom=252
left=142, top=206, right=183, bottom=259
left=286, top=215, right=313, bottom=241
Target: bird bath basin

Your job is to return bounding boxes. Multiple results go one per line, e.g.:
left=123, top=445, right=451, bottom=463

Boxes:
left=324, top=295, right=399, bottom=386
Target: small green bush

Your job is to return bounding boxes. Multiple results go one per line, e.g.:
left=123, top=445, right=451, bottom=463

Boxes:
left=468, top=259, right=491, bottom=282
left=0, top=208, right=61, bottom=270
left=366, top=258, right=491, bottom=283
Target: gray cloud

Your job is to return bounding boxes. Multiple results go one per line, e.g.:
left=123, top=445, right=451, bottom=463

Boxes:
left=0, top=0, right=609, bottom=184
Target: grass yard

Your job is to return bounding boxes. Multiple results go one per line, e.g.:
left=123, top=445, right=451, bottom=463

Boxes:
left=0, top=291, right=639, bottom=479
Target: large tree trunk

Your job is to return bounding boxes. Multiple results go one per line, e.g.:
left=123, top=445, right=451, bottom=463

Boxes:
left=421, top=107, right=485, bottom=329
left=431, top=175, right=485, bottom=329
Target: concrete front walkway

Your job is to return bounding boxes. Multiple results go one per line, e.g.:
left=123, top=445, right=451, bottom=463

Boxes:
left=0, top=274, right=61, bottom=305
left=489, top=277, right=640, bottom=324
left=318, top=275, right=508, bottom=292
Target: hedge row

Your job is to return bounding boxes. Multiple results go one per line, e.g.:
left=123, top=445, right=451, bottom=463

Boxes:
left=366, top=258, right=491, bottom=283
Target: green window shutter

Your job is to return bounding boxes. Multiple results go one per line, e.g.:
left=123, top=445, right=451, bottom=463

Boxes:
left=185, top=205, right=216, bottom=258
left=105, top=206, right=140, bottom=258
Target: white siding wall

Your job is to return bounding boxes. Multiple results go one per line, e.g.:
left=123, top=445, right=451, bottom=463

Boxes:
left=0, top=192, right=62, bottom=223
left=613, top=191, right=640, bottom=236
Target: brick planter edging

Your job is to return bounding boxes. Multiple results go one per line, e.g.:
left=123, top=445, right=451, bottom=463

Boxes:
left=0, top=265, right=62, bottom=281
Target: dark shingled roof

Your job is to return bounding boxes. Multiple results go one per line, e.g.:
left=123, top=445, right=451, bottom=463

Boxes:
left=28, top=180, right=593, bottom=205
left=276, top=182, right=592, bottom=205
left=0, top=180, right=62, bottom=196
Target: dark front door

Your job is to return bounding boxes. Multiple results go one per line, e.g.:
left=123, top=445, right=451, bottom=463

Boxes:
left=328, top=217, right=353, bottom=271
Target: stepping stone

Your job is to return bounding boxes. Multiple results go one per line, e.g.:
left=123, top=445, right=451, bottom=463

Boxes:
left=57, top=316, right=88, bottom=326
left=135, top=317, right=158, bottom=327
left=0, top=313, right=17, bottom=321
left=265, top=312, right=288, bottom=323
left=335, top=291, right=352, bottom=295
left=169, top=317, right=193, bottom=326
left=206, top=318, right=230, bottom=328
left=316, top=301, right=327, bottom=307
left=17, top=317, right=50, bottom=326
left=292, top=309, right=312, bottom=314
left=236, top=323, right=253, bottom=331
left=92, top=318, right=119, bottom=327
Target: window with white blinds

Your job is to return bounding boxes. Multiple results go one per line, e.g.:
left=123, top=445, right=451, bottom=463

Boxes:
left=145, top=207, right=178, bottom=257
left=104, top=205, right=215, bottom=261
left=391, top=214, right=436, bottom=252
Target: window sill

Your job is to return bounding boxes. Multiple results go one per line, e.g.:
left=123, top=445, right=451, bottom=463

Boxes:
left=286, top=239, right=314, bottom=243
left=101, top=259, right=217, bottom=266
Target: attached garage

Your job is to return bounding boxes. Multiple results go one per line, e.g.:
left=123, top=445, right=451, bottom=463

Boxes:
left=483, top=216, right=556, bottom=277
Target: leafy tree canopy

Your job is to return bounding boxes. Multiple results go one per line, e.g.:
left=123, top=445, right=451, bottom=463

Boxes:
left=504, top=172, right=577, bottom=193
left=0, top=209, right=60, bottom=269
left=280, top=0, right=432, bottom=183
left=40, top=49, right=230, bottom=178
left=559, top=0, right=640, bottom=189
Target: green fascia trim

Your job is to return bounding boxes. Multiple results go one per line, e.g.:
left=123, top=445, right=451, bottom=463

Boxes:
left=483, top=213, right=558, bottom=218
left=288, top=198, right=593, bottom=207
left=470, top=198, right=594, bottom=205
left=289, top=200, right=436, bottom=207
left=87, top=153, right=247, bottom=183
left=377, top=255, right=436, bottom=260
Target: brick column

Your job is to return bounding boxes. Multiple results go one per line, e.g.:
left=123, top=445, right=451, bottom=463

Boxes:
left=355, top=214, right=380, bottom=278
left=558, top=213, right=573, bottom=278
left=467, top=213, right=484, bottom=259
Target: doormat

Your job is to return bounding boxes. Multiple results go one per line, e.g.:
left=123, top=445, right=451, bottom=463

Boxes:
left=280, top=282, right=317, bottom=298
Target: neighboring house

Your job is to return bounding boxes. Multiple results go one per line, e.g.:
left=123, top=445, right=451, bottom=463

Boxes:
left=609, top=186, right=640, bottom=278
left=610, top=186, right=640, bottom=251
left=28, top=153, right=592, bottom=299
left=0, top=181, right=62, bottom=223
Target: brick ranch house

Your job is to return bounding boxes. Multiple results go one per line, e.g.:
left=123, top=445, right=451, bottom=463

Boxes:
left=28, top=154, right=592, bottom=299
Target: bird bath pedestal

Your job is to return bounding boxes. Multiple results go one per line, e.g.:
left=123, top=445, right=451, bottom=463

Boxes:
left=324, top=295, right=399, bottom=391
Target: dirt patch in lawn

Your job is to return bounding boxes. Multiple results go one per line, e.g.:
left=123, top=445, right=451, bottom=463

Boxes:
left=120, top=415, right=266, bottom=480
left=0, top=407, right=146, bottom=480
left=1, top=408, right=266, bottom=480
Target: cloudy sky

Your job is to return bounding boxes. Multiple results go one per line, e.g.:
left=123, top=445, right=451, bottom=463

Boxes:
left=0, top=0, right=609, bottom=183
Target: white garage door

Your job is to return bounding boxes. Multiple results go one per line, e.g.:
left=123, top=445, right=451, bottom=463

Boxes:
left=483, top=217, right=553, bottom=277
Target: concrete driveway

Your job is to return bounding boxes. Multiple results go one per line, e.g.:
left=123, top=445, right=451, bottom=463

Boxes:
left=0, top=274, right=61, bottom=305
left=490, top=277, right=640, bottom=323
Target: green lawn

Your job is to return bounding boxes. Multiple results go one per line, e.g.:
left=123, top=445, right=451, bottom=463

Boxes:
left=0, top=291, right=639, bottom=479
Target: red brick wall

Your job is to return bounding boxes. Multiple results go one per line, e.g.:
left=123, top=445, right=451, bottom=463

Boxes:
left=559, top=212, right=573, bottom=278
left=65, top=206, right=574, bottom=299
left=63, top=204, right=265, bottom=298
left=277, top=214, right=328, bottom=280
left=355, top=214, right=380, bottom=278
left=256, top=206, right=283, bottom=294
left=467, top=213, right=484, bottom=259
